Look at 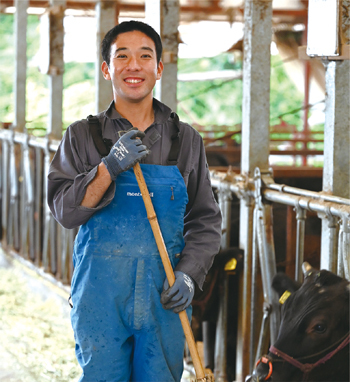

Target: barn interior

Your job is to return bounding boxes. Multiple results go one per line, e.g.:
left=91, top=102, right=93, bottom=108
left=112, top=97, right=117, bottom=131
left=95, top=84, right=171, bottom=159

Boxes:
left=0, top=0, right=349, bottom=381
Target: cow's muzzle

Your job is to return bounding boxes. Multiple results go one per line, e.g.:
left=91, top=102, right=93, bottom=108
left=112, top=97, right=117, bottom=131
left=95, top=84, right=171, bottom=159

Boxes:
left=245, top=356, right=272, bottom=382
left=245, top=356, right=273, bottom=382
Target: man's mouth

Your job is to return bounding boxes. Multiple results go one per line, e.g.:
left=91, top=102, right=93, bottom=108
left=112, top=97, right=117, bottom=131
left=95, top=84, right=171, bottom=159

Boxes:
left=125, top=78, right=143, bottom=84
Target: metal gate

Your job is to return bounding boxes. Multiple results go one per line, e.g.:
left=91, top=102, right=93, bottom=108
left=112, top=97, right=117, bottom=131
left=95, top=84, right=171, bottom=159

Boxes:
left=0, top=129, right=77, bottom=288
left=210, top=165, right=350, bottom=379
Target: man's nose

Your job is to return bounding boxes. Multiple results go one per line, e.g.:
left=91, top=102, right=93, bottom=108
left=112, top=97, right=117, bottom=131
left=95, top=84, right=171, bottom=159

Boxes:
left=127, top=56, right=141, bottom=70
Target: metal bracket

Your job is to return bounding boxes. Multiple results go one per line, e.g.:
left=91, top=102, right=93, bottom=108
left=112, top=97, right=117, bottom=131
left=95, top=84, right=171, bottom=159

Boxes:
left=317, top=204, right=339, bottom=228
left=254, top=167, right=275, bottom=212
left=340, top=216, right=350, bottom=234
left=299, top=45, right=350, bottom=61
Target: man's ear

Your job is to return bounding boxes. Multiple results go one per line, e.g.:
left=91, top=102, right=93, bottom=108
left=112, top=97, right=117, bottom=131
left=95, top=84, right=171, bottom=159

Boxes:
left=102, top=61, right=111, bottom=80
left=156, top=61, right=164, bottom=80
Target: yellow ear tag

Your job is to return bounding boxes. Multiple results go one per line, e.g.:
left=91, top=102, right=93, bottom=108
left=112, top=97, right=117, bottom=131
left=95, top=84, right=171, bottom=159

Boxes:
left=224, top=258, right=237, bottom=271
left=279, top=290, right=291, bottom=304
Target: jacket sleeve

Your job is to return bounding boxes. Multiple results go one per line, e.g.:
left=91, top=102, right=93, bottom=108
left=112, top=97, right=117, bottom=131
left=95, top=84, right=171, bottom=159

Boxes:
left=174, top=133, right=222, bottom=290
left=47, top=124, right=115, bottom=229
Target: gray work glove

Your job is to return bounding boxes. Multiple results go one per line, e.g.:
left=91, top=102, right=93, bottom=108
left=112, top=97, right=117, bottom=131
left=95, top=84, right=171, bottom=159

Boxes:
left=102, top=128, right=149, bottom=180
left=161, top=271, right=195, bottom=313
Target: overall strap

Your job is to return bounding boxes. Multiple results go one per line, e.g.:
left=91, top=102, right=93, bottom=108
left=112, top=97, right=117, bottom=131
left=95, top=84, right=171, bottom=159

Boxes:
left=87, top=115, right=112, bottom=157
left=167, top=112, right=181, bottom=165
left=87, top=113, right=181, bottom=164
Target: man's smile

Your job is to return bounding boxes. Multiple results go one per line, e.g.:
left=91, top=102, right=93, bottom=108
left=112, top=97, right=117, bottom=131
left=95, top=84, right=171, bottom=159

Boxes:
left=124, top=78, right=144, bottom=84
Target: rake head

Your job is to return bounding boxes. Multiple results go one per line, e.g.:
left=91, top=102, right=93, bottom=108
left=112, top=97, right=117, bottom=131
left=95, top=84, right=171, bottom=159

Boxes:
left=193, top=369, right=215, bottom=382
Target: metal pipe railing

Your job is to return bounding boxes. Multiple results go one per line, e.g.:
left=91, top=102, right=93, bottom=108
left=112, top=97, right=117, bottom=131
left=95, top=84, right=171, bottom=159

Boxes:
left=266, top=183, right=350, bottom=206
left=1, top=127, right=350, bottom=382
left=263, top=189, right=350, bottom=219
left=0, top=129, right=60, bottom=152
left=0, top=128, right=74, bottom=286
left=210, top=166, right=350, bottom=379
left=210, top=170, right=350, bottom=219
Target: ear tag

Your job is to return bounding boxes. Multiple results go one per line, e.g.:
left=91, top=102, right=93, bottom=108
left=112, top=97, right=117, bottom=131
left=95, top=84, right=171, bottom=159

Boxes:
left=279, top=290, right=291, bottom=304
left=224, top=258, right=237, bottom=271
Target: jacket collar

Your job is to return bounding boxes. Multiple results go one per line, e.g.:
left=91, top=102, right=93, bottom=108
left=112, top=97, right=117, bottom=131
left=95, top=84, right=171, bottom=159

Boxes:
left=104, top=98, right=173, bottom=125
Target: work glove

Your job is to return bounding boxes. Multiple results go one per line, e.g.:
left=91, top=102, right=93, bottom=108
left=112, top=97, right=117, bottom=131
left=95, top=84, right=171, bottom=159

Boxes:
left=161, top=271, right=195, bottom=313
left=102, top=128, right=149, bottom=180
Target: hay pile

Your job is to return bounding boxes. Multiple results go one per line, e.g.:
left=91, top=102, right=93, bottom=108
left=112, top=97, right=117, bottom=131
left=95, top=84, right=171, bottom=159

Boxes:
left=0, top=252, right=194, bottom=382
left=0, top=256, right=80, bottom=381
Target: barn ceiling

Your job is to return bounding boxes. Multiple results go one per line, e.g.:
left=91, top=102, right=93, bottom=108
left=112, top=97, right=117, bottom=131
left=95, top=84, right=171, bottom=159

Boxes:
left=1, top=0, right=309, bottom=25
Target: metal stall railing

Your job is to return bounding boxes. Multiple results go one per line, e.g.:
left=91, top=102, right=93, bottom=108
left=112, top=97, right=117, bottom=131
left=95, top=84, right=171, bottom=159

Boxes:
left=0, top=127, right=77, bottom=288
left=210, top=166, right=350, bottom=377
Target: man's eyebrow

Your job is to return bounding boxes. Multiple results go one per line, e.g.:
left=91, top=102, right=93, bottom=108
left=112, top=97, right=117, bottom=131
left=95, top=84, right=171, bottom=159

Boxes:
left=140, top=47, right=154, bottom=53
left=115, top=46, right=154, bottom=53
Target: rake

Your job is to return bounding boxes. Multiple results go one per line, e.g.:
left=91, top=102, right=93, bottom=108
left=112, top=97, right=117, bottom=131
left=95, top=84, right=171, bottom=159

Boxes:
left=133, top=162, right=214, bottom=382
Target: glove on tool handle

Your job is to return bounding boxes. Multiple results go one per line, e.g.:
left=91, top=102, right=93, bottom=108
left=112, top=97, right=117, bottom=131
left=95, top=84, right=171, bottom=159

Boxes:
left=102, top=128, right=148, bottom=180
left=133, top=162, right=213, bottom=382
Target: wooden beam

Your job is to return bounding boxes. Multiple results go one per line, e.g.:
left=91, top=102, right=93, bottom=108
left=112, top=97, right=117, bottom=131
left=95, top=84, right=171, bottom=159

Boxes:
left=1, top=0, right=308, bottom=20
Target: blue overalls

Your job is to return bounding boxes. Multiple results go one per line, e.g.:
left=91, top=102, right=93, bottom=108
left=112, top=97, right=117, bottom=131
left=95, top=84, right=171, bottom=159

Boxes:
left=70, top=164, right=190, bottom=382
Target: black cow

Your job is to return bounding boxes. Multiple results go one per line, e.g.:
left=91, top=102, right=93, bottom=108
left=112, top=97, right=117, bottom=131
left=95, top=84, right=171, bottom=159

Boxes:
left=246, top=262, right=349, bottom=382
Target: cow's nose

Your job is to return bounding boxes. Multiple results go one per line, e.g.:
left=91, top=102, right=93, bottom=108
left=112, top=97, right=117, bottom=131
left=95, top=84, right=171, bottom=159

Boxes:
left=252, top=356, right=273, bottom=381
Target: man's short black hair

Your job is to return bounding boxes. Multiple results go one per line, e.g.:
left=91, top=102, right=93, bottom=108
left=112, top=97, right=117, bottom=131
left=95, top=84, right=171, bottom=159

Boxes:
left=101, top=20, right=163, bottom=66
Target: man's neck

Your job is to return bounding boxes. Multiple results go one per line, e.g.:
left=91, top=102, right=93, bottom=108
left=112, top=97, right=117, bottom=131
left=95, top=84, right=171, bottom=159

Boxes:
left=114, top=97, right=154, bottom=131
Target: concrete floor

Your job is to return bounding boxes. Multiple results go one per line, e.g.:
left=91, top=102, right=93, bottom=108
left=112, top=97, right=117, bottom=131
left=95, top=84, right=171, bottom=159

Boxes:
left=0, top=248, right=196, bottom=382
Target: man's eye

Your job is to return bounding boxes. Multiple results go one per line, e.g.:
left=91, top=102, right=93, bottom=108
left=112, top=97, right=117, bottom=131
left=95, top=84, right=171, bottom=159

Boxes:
left=116, top=54, right=127, bottom=59
left=141, top=54, right=151, bottom=58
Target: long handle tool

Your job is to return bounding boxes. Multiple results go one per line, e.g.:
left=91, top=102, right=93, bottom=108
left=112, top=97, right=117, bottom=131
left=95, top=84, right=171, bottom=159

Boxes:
left=133, top=163, right=214, bottom=382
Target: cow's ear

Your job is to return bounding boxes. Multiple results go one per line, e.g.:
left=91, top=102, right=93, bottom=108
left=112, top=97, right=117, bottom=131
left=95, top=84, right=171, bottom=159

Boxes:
left=302, top=261, right=316, bottom=279
left=272, top=273, right=301, bottom=298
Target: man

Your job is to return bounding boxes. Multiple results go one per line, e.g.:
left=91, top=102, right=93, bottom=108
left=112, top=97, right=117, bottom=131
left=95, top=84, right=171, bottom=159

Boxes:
left=48, top=20, right=221, bottom=382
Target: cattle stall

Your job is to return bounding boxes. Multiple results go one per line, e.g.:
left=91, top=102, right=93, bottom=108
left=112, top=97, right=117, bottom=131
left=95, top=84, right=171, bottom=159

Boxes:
left=209, top=165, right=350, bottom=379
left=1, top=1, right=350, bottom=382
left=0, top=129, right=76, bottom=286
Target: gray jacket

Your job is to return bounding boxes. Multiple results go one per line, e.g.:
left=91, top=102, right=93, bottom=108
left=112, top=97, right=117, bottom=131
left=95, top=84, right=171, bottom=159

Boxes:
left=47, top=99, right=222, bottom=289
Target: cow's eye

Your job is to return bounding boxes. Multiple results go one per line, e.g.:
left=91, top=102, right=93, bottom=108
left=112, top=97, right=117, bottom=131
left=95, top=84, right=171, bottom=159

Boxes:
left=313, top=323, right=326, bottom=333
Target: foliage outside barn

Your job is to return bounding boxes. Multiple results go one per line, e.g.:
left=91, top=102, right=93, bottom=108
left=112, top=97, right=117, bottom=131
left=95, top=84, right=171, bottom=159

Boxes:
left=0, top=13, right=323, bottom=167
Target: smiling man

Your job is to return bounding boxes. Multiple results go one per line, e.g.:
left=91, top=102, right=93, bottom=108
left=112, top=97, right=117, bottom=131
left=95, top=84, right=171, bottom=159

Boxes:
left=47, top=20, right=222, bottom=382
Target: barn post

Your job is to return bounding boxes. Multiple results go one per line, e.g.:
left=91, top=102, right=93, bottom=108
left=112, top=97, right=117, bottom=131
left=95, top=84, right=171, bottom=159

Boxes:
left=253, top=168, right=280, bottom=349
left=145, top=0, right=179, bottom=112
left=13, top=0, right=28, bottom=132
left=237, top=1, right=273, bottom=380
left=46, top=0, right=65, bottom=140
left=319, top=0, right=350, bottom=272
left=214, top=186, right=233, bottom=382
left=338, top=217, right=350, bottom=280
left=1, top=137, right=9, bottom=247
left=7, top=0, right=28, bottom=257
left=249, top=195, right=259, bottom=369
left=41, top=0, right=66, bottom=275
left=95, top=0, right=116, bottom=114
left=295, top=206, right=307, bottom=283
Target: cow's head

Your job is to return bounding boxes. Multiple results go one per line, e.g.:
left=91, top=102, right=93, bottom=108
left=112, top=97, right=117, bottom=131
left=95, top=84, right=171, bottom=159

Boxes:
left=246, top=262, right=350, bottom=382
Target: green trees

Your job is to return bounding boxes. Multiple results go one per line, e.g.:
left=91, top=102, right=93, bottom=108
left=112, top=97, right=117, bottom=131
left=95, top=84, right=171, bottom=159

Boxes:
left=0, top=14, right=15, bottom=123
left=0, top=13, right=307, bottom=137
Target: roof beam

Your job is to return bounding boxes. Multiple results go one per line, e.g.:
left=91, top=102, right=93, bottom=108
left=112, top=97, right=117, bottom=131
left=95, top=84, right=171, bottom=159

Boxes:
left=1, top=0, right=308, bottom=21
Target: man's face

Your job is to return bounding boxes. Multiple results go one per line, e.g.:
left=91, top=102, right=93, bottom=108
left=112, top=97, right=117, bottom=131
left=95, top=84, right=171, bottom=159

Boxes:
left=102, top=30, right=163, bottom=104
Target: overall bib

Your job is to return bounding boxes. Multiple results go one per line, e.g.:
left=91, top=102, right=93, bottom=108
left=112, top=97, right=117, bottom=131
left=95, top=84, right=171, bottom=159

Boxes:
left=71, top=164, right=190, bottom=382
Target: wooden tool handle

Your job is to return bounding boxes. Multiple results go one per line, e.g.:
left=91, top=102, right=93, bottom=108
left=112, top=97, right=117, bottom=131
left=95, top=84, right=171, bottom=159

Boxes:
left=133, top=162, right=206, bottom=381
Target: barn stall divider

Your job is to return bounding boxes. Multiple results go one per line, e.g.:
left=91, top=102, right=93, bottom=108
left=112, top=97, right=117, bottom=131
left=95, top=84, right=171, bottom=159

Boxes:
left=0, top=128, right=77, bottom=290
left=1, top=124, right=349, bottom=381
left=210, top=166, right=350, bottom=374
